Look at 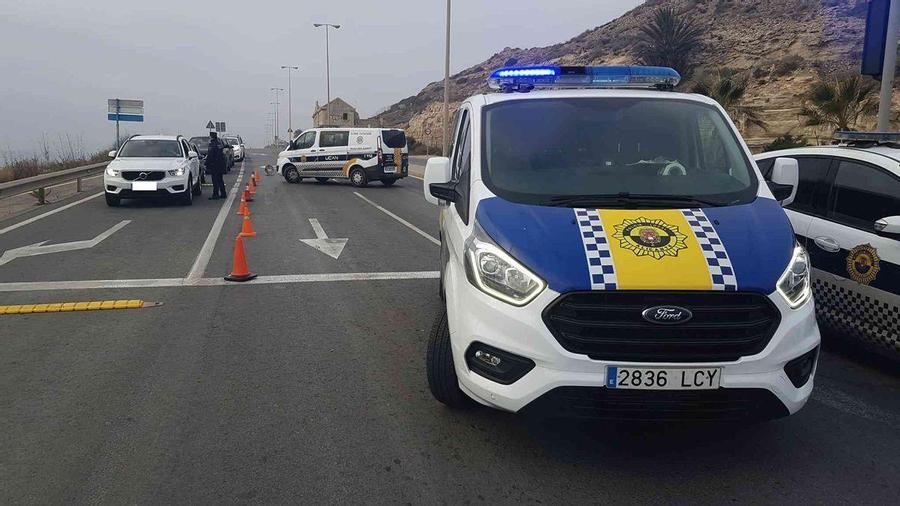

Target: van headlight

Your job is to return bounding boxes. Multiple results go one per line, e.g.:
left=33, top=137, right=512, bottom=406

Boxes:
left=105, top=166, right=120, bottom=177
left=777, top=244, right=811, bottom=309
left=464, top=223, right=546, bottom=306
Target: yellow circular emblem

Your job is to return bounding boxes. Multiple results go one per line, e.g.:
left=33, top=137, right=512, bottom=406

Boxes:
left=612, top=218, right=688, bottom=260
left=846, top=243, right=880, bottom=285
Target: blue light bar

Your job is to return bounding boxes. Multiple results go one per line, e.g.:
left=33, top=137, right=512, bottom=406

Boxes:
left=488, top=65, right=681, bottom=92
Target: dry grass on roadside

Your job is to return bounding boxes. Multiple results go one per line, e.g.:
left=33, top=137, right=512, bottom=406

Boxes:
left=0, top=134, right=109, bottom=184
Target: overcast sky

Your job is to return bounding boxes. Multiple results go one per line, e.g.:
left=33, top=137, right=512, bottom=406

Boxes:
left=0, top=0, right=642, bottom=153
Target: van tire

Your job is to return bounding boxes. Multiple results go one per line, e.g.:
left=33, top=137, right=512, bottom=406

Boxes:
left=283, top=165, right=301, bottom=184
left=349, top=167, right=368, bottom=187
left=426, top=309, right=471, bottom=409
left=105, top=193, right=121, bottom=207
left=381, top=178, right=397, bottom=187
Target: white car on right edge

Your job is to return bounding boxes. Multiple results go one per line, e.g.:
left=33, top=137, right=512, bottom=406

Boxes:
left=755, top=132, right=900, bottom=360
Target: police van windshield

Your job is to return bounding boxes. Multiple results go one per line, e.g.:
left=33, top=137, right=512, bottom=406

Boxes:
left=118, top=139, right=182, bottom=158
left=482, top=97, right=758, bottom=207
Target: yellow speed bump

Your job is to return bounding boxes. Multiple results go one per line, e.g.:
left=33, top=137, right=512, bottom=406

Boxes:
left=0, top=300, right=162, bottom=315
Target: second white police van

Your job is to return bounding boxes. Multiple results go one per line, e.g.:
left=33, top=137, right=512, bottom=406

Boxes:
left=277, top=127, right=409, bottom=187
left=423, top=65, right=820, bottom=421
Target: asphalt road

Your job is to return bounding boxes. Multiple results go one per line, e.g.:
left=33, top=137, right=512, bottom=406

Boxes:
left=1, top=150, right=898, bottom=504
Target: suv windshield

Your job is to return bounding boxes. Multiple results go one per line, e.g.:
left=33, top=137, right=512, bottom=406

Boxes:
left=189, top=137, right=209, bottom=147
left=226, top=138, right=240, bottom=146
left=482, top=97, right=757, bottom=207
left=118, top=139, right=182, bottom=158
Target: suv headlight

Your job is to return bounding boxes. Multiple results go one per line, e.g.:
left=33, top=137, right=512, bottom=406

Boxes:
left=105, top=166, right=120, bottom=177
left=464, top=223, right=546, bottom=306
left=167, top=167, right=185, bottom=177
left=777, top=244, right=811, bottom=308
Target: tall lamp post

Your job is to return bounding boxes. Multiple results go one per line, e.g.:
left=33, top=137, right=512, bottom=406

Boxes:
left=281, top=65, right=299, bottom=138
left=270, top=87, right=284, bottom=144
left=313, top=23, right=340, bottom=126
left=442, top=0, right=451, bottom=156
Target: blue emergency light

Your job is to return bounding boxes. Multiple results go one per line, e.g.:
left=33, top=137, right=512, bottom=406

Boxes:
left=488, top=65, right=681, bottom=92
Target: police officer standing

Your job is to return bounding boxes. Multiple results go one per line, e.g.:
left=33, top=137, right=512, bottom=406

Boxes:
left=206, top=131, right=228, bottom=199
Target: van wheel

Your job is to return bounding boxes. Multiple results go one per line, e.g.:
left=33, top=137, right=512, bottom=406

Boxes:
left=315, top=177, right=329, bottom=183
left=350, top=167, right=368, bottom=187
left=283, top=165, right=301, bottom=184
left=381, top=178, right=397, bottom=187
left=105, top=193, right=121, bottom=207
left=426, top=309, right=471, bottom=409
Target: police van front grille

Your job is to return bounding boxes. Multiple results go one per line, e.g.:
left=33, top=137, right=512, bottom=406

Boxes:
left=542, top=291, right=781, bottom=362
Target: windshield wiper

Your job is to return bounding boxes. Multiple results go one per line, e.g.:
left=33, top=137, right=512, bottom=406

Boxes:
left=547, top=192, right=732, bottom=208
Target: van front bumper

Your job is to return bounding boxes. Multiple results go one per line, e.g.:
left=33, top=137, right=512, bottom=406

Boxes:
left=447, top=279, right=820, bottom=419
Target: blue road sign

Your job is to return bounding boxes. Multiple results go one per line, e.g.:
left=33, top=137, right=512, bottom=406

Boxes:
left=108, top=113, right=144, bottom=122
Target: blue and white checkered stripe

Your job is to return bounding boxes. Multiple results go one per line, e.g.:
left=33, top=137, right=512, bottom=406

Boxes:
left=681, top=208, right=738, bottom=291
left=574, top=208, right=617, bottom=290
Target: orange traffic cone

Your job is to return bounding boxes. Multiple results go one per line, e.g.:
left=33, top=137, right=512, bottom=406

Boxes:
left=236, top=198, right=250, bottom=216
left=239, top=215, right=257, bottom=237
left=255, top=169, right=261, bottom=183
left=224, top=235, right=257, bottom=282
left=248, top=181, right=257, bottom=196
left=243, top=188, right=253, bottom=203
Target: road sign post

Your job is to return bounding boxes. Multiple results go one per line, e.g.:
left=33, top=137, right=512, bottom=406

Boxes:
left=108, top=99, right=144, bottom=148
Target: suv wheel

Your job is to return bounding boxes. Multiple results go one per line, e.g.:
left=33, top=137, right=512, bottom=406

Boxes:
left=283, top=165, right=301, bottom=183
left=180, top=177, right=194, bottom=205
left=350, top=167, right=368, bottom=187
left=192, top=174, right=202, bottom=196
left=426, top=309, right=471, bottom=408
left=105, top=193, right=121, bottom=207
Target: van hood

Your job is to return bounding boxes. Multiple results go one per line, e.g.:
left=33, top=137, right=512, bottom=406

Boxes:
left=109, top=158, right=186, bottom=171
left=475, top=197, right=794, bottom=294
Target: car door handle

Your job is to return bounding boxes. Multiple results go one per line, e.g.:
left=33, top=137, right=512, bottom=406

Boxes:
left=814, top=236, right=840, bottom=253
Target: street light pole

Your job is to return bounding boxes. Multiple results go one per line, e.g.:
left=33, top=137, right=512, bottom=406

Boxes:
left=271, top=87, right=284, bottom=144
left=442, top=0, right=451, bottom=156
left=877, top=0, right=899, bottom=131
left=314, top=23, right=340, bottom=126
left=281, top=65, right=299, bottom=137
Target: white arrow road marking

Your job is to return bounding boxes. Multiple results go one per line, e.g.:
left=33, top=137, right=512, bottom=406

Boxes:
left=300, top=218, right=347, bottom=260
left=0, top=220, right=130, bottom=266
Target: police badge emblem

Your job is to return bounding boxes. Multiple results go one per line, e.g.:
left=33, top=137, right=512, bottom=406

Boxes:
left=846, top=244, right=880, bottom=285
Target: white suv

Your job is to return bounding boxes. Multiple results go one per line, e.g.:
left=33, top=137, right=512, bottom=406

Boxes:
left=104, top=135, right=202, bottom=206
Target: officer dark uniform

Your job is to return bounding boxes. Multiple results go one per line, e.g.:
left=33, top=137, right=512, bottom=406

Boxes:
left=206, top=131, right=228, bottom=199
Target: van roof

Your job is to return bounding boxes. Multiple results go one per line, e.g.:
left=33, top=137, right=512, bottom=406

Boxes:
left=479, top=88, right=719, bottom=107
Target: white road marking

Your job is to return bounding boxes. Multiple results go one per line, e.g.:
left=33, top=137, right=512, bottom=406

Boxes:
left=185, top=162, right=245, bottom=284
left=300, top=218, right=348, bottom=259
left=353, top=192, right=439, bottom=246
left=0, top=271, right=439, bottom=292
left=0, top=220, right=130, bottom=266
left=0, top=192, right=104, bottom=236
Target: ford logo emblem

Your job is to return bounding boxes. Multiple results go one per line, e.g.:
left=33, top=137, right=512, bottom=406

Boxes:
left=641, top=305, right=693, bottom=325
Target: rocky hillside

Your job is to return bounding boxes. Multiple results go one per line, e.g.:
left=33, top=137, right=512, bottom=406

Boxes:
left=365, top=0, right=897, bottom=151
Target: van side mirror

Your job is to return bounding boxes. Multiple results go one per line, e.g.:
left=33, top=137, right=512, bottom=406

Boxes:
left=424, top=157, right=452, bottom=205
left=768, top=157, right=798, bottom=207
left=875, top=216, right=900, bottom=238
left=108, top=150, right=117, bottom=158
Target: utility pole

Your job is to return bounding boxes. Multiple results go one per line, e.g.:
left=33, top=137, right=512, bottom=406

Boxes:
left=115, top=98, right=121, bottom=149
left=281, top=65, right=299, bottom=138
left=442, top=0, right=452, bottom=156
left=877, top=0, right=899, bottom=131
left=271, top=87, right=284, bottom=144
left=314, top=23, right=340, bottom=126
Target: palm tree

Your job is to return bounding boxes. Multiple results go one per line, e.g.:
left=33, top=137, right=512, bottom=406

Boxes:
left=692, top=70, right=767, bottom=132
left=635, top=6, right=705, bottom=80
left=799, top=74, right=879, bottom=132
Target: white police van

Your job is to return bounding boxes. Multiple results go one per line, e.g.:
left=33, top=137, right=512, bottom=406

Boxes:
left=277, top=127, right=408, bottom=187
left=423, top=65, right=820, bottom=421
left=755, top=132, right=900, bottom=360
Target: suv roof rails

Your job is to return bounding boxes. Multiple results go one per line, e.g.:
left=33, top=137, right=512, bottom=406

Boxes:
left=833, top=131, right=900, bottom=148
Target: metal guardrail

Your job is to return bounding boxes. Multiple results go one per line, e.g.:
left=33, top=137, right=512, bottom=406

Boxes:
left=0, top=161, right=108, bottom=199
